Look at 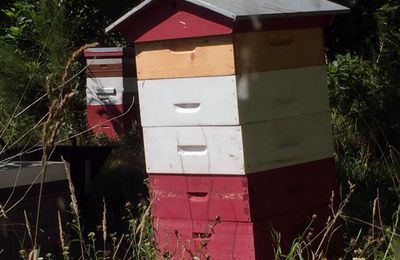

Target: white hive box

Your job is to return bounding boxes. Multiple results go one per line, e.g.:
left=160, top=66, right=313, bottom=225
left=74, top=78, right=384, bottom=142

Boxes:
left=142, top=112, right=334, bottom=175
left=86, top=77, right=137, bottom=106
left=138, top=66, right=329, bottom=126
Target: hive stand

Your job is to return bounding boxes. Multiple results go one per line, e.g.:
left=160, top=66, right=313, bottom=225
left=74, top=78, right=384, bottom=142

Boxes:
left=0, top=162, right=69, bottom=258
left=106, top=0, right=349, bottom=259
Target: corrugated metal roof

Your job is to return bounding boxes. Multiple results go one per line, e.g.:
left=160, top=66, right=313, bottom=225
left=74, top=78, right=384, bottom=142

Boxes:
left=106, top=0, right=349, bottom=32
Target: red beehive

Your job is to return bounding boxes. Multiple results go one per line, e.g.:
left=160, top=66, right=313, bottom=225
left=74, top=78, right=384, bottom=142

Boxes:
left=84, top=47, right=138, bottom=139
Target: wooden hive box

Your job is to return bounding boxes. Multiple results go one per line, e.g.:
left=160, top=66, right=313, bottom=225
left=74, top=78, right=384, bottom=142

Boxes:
left=153, top=205, right=339, bottom=260
left=142, top=112, right=334, bottom=174
left=149, top=158, right=337, bottom=222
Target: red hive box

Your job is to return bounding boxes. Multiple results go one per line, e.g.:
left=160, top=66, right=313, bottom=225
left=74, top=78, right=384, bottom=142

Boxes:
left=86, top=96, right=137, bottom=139
left=154, top=205, right=337, bottom=260
left=149, top=158, right=337, bottom=222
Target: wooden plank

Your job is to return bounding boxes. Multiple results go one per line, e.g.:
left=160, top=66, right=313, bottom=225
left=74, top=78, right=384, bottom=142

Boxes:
left=149, top=158, right=336, bottom=222
left=135, top=35, right=235, bottom=79
left=234, top=27, right=325, bottom=73
left=138, top=66, right=329, bottom=127
left=142, top=112, right=334, bottom=174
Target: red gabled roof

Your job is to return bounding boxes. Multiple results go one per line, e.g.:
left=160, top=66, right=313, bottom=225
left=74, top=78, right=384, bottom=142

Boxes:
left=106, top=0, right=349, bottom=43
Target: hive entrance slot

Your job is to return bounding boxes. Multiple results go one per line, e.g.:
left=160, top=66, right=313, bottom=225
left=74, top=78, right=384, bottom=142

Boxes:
left=178, top=145, right=207, bottom=156
left=174, top=103, right=201, bottom=113
left=192, top=232, right=212, bottom=239
left=168, top=43, right=197, bottom=54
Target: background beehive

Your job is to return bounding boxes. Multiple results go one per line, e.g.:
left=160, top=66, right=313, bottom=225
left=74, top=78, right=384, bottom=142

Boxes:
left=84, top=47, right=138, bottom=139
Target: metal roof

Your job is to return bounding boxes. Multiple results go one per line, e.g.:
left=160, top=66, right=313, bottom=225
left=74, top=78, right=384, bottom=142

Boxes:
left=106, top=0, right=349, bottom=32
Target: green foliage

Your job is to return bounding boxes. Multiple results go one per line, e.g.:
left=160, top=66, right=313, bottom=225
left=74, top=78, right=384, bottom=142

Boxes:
left=64, top=0, right=140, bottom=46
left=327, top=1, right=400, bottom=257
left=0, top=0, right=86, bottom=146
left=0, top=0, right=141, bottom=148
left=1, top=1, right=33, bottom=40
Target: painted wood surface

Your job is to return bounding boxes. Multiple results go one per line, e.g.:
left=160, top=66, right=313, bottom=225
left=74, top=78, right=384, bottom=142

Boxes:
left=117, top=0, right=234, bottom=43
left=143, top=125, right=244, bottom=174
left=87, top=58, right=124, bottom=65
left=154, top=205, right=334, bottom=260
left=135, top=35, right=235, bottom=80
left=234, top=27, right=325, bottom=73
left=86, top=86, right=136, bottom=106
left=242, top=112, right=333, bottom=173
left=87, top=77, right=137, bottom=94
left=138, top=75, right=238, bottom=126
left=86, top=64, right=134, bottom=78
left=149, top=158, right=336, bottom=222
left=142, top=112, right=333, bottom=174
left=86, top=103, right=137, bottom=138
left=138, top=66, right=329, bottom=127
left=84, top=47, right=125, bottom=58
left=235, top=15, right=335, bottom=32
left=135, top=28, right=324, bottom=80
left=86, top=88, right=124, bottom=106
left=85, top=47, right=136, bottom=77
left=0, top=161, right=67, bottom=188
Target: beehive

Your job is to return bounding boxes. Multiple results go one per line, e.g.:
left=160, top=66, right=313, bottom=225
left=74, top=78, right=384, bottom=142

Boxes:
left=84, top=47, right=138, bottom=139
left=106, top=0, right=349, bottom=258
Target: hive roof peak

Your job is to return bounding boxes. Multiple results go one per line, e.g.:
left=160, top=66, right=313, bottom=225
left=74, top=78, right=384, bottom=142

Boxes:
left=106, top=0, right=349, bottom=33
